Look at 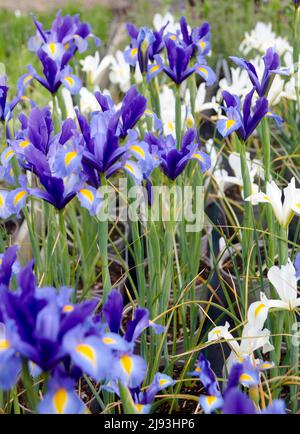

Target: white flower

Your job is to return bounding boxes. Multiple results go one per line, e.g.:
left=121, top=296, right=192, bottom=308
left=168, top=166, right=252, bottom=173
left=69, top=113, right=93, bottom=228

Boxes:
left=194, top=83, right=219, bottom=113
left=247, top=295, right=270, bottom=330
left=215, top=152, right=263, bottom=199
left=266, top=260, right=300, bottom=310
left=61, top=88, right=76, bottom=119
left=159, top=85, right=185, bottom=136
left=218, top=67, right=252, bottom=102
left=239, top=22, right=292, bottom=57
left=80, top=52, right=114, bottom=86
left=79, top=87, right=99, bottom=114
left=208, top=318, right=273, bottom=368
left=246, top=178, right=300, bottom=227
left=282, top=52, right=300, bottom=101
left=153, top=12, right=180, bottom=35
left=109, top=50, right=131, bottom=93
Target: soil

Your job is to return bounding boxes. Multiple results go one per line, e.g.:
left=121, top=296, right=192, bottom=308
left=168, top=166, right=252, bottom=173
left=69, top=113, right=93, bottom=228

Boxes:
left=155, top=365, right=203, bottom=414
left=3, top=219, right=18, bottom=235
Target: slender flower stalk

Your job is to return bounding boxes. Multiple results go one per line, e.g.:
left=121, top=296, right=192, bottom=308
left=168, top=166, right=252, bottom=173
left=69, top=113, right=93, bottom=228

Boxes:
left=98, top=174, right=111, bottom=300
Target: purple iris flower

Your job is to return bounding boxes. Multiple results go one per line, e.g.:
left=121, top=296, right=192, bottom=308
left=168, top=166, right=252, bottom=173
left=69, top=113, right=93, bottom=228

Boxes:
left=124, top=23, right=166, bottom=73
left=159, top=38, right=195, bottom=84
left=230, top=47, right=289, bottom=97
left=145, top=129, right=211, bottom=180
left=178, top=16, right=211, bottom=56
left=20, top=12, right=97, bottom=95
left=195, top=353, right=286, bottom=414
left=0, top=250, right=98, bottom=375
left=95, top=86, right=147, bottom=139
left=0, top=74, right=29, bottom=127
left=222, top=388, right=285, bottom=414
left=20, top=53, right=81, bottom=95
left=100, top=290, right=165, bottom=390
left=28, top=12, right=100, bottom=55
left=0, top=75, right=9, bottom=122
left=217, top=89, right=269, bottom=141
left=78, top=87, right=146, bottom=185
left=38, top=370, right=85, bottom=414
left=102, top=289, right=165, bottom=341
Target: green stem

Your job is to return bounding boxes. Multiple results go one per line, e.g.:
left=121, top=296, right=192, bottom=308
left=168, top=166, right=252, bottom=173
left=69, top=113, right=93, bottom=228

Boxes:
left=278, top=225, right=288, bottom=266
left=58, top=209, right=70, bottom=285
left=22, top=359, right=37, bottom=413
left=118, top=381, right=138, bottom=414
left=98, top=174, right=111, bottom=300
left=239, top=139, right=254, bottom=313
left=261, top=117, right=275, bottom=267
left=175, top=85, right=182, bottom=149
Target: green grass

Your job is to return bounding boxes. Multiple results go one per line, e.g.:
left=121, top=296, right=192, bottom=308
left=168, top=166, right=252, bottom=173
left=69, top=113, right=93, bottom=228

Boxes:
left=0, top=3, right=113, bottom=91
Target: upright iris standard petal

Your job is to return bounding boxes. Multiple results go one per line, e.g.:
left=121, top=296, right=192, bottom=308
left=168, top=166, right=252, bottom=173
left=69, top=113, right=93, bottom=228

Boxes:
left=102, top=289, right=123, bottom=333
left=217, top=90, right=269, bottom=141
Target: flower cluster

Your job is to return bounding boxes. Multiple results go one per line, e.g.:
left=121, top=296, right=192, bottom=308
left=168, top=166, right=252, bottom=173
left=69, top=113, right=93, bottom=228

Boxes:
left=192, top=353, right=285, bottom=414
left=0, top=245, right=172, bottom=414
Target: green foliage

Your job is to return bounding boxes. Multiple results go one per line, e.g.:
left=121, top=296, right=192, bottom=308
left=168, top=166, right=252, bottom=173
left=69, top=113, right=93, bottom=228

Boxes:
left=0, top=3, right=112, bottom=91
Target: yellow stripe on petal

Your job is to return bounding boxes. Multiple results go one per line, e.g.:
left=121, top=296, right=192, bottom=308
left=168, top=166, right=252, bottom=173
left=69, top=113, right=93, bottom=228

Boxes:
left=63, top=304, right=74, bottom=313
left=64, top=151, right=77, bottom=167
left=169, top=35, right=177, bottom=41
left=65, top=76, right=75, bottom=87
left=0, top=339, right=10, bottom=350
left=192, top=153, right=203, bottom=162
left=14, top=191, right=27, bottom=206
left=198, top=67, right=208, bottom=78
left=195, top=366, right=201, bottom=373
left=20, top=140, right=30, bottom=148
left=150, top=64, right=160, bottom=74
left=261, top=362, right=273, bottom=369
left=120, top=354, right=133, bottom=375
left=130, top=145, right=145, bottom=159
left=135, top=404, right=144, bottom=413
left=240, top=373, right=253, bottom=382
left=49, top=42, right=57, bottom=55
left=225, top=119, right=235, bottom=130
left=102, top=337, right=116, bottom=345
left=199, top=41, right=206, bottom=50
left=0, top=194, right=4, bottom=207
left=206, top=396, right=217, bottom=406
left=23, top=75, right=33, bottom=84
left=124, top=163, right=136, bottom=176
left=131, top=48, right=138, bottom=58
left=79, top=189, right=94, bottom=203
left=159, top=379, right=169, bottom=386
left=75, top=344, right=97, bottom=366
left=5, top=150, right=14, bottom=160
left=53, top=388, right=68, bottom=414
left=254, top=303, right=266, bottom=318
